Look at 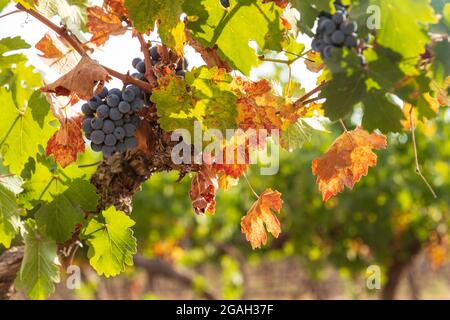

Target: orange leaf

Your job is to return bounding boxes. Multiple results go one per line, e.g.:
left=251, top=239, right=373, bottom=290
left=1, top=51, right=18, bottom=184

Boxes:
left=190, top=164, right=219, bottom=215
left=312, top=128, right=387, bottom=202
left=86, top=3, right=127, bottom=46
left=35, top=33, right=64, bottom=59
left=304, top=51, right=324, bottom=73
left=215, top=131, right=249, bottom=179
left=241, top=189, right=283, bottom=249
left=46, top=116, right=85, bottom=168
left=41, top=55, right=111, bottom=100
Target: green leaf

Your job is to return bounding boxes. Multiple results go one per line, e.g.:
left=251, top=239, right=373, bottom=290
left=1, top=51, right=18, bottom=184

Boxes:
left=82, top=207, right=137, bottom=278
left=280, top=119, right=313, bottom=152
left=362, top=91, right=404, bottom=133
left=184, top=0, right=285, bottom=74
left=35, top=179, right=97, bottom=242
left=152, top=67, right=238, bottom=135
left=0, top=89, right=56, bottom=175
left=0, top=177, right=22, bottom=248
left=431, top=40, right=450, bottom=84
left=15, top=219, right=60, bottom=300
left=290, top=0, right=330, bottom=36
left=19, top=160, right=93, bottom=209
left=0, top=0, right=9, bottom=11
left=0, top=36, right=30, bottom=69
left=371, top=0, right=436, bottom=58
left=125, top=0, right=185, bottom=54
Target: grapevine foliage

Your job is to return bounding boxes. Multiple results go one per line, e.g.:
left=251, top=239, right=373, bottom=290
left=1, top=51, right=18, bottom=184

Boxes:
left=0, top=0, right=448, bottom=300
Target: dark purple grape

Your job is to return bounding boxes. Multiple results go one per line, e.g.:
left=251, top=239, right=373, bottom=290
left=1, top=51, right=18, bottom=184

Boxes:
left=122, top=88, right=136, bottom=102
left=129, top=85, right=142, bottom=98
left=130, top=115, right=140, bottom=127
left=102, top=145, right=115, bottom=157
left=136, top=61, right=146, bottom=74
left=331, top=30, right=345, bottom=45
left=176, top=70, right=186, bottom=77
left=82, top=103, right=93, bottom=115
left=96, top=104, right=109, bottom=119
left=341, top=21, right=357, bottom=35
left=322, top=45, right=334, bottom=59
left=88, top=100, right=99, bottom=112
left=98, top=87, right=108, bottom=99
left=323, top=20, right=336, bottom=35
left=176, top=58, right=189, bottom=71
left=90, top=96, right=102, bottom=106
left=108, top=88, right=122, bottom=97
left=118, top=101, right=131, bottom=114
left=332, top=12, right=345, bottom=25
left=132, top=57, right=143, bottom=69
left=116, top=143, right=126, bottom=153
left=344, top=35, right=358, bottom=48
left=85, top=132, right=91, bottom=140
left=115, top=119, right=124, bottom=127
left=91, top=118, right=103, bottom=130
left=91, top=142, right=103, bottom=152
left=106, top=94, right=120, bottom=107
left=150, top=46, right=160, bottom=61
left=124, top=137, right=138, bottom=149
left=220, top=0, right=230, bottom=9
left=104, top=134, right=117, bottom=146
left=82, top=117, right=93, bottom=134
left=131, top=99, right=144, bottom=112
left=124, top=123, right=137, bottom=137
left=102, top=120, right=115, bottom=134
left=91, top=130, right=105, bottom=144
left=114, top=127, right=126, bottom=140
left=109, top=108, right=123, bottom=121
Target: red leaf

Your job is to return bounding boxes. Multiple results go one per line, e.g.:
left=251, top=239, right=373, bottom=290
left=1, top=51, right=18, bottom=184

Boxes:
left=189, top=164, right=219, bottom=215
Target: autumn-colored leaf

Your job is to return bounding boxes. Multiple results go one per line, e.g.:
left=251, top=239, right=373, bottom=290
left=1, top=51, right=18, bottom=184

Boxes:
left=312, top=128, right=387, bottom=202
left=215, top=131, right=249, bottom=179
left=46, top=115, right=85, bottom=168
left=190, top=164, right=218, bottom=215
left=87, top=0, right=128, bottom=46
left=304, top=51, right=324, bottom=73
left=35, top=33, right=64, bottom=59
left=218, top=175, right=239, bottom=190
left=241, top=189, right=283, bottom=249
left=41, top=55, right=111, bottom=100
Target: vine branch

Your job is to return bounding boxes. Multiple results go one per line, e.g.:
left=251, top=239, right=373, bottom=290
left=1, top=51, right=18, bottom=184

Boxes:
left=409, top=106, right=438, bottom=199
left=135, top=32, right=157, bottom=87
left=15, top=3, right=154, bottom=93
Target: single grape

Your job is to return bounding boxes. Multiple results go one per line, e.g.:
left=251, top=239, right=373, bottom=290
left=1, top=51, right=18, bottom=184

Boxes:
left=106, top=94, right=120, bottom=107
left=88, top=100, right=100, bottom=112
left=91, top=118, right=104, bottom=130
left=341, top=21, right=357, bottom=35
left=85, top=132, right=91, bottom=140
left=122, top=88, right=136, bottom=102
left=131, top=99, right=144, bottom=112
left=108, top=88, right=122, bottom=97
left=136, top=61, right=146, bottom=74
left=102, top=145, right=115, bottom=157
left=129, top=85, right=142, bottom=98
left=104, top=134, right=117, bottom=146
left=124, top=137, right=138, bottom=149
left=90, top=96, right=102, bottom=107
left=323, top=19, right=336, bottom=35
left=98, top=87, right=109, bottom=99
left=114, top=127, right=126, bottom=140
left=91, top=142, right=103, bottom=152
left=324, top=34, right=332, bottom=44
left=332, top=12, right=345, bottom=25
left=312, top=39, right=325, bottom=51
left=130, top=115, right=140, bottom=127
left=102, top=120, right=115, bottom=134
left=344, top=35, right=358, bottom=48
left=150, top=46, right=160, bottom=61
left=124, top=123, right=137, bottom=137
left=118, top=101, right=131, bottom=114
left=116, top=142, right=126, bottom=153
left=220, top=0, right=230, bottom=9
left=322, top=45, right=334, bottom=59
left=109, top=107, right=123, bottom=121
left=96, top=104, right=109, bottom=119
left=82, top=117, right=94, bottom=134
left=115, top=119, right=124, bottom=127
left=91, top=130, right=105, bottom=144
left=331, top=30, right=345, bottom=45
left=132, top=57, right=142, bottom=69
left=81, top=103, right=93, bottom=116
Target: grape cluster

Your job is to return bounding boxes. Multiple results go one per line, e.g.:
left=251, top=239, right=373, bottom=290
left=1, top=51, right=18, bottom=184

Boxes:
left=81, top=85, right=143, bottom=158
left=131, top=45, right=188, bottom=81
left=312, top=3, right=359, bottom=59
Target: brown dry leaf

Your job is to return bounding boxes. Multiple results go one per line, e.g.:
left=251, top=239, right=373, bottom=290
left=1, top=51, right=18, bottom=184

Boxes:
left=241, top=189, right=283, bottom=249
left=312, top=127, right=387, bottom=202
left=41, top=55, right=111, bottom=100
left=190, top=164, right=219, bottom=215
left=35, top=33, right=64, bottom=59
left=87, top=1, right=128, bottom=46
left=46, top=115, right=85, bottom=168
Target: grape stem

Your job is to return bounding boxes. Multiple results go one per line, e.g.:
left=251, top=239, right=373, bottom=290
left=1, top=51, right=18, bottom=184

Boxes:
left=15, top=3, right=154, bottom=93
left=243, top=173, right=259, bottom=199
left=409, top=106, right=438, bottom=199
left=135, top=32, right=158, bottom=87
left=0, top=9, right=21, bottom=19
left=293, top=80, right=330, bottom=108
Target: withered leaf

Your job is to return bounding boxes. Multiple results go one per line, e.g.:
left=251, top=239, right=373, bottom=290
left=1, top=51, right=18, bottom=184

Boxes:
left=241, top=189, right=283, bottom=249
left=41, top=55, right=111, bottom=100
left=312, top=127, right=387, bottom=202
left=190, top=164, right=219, bottom=215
